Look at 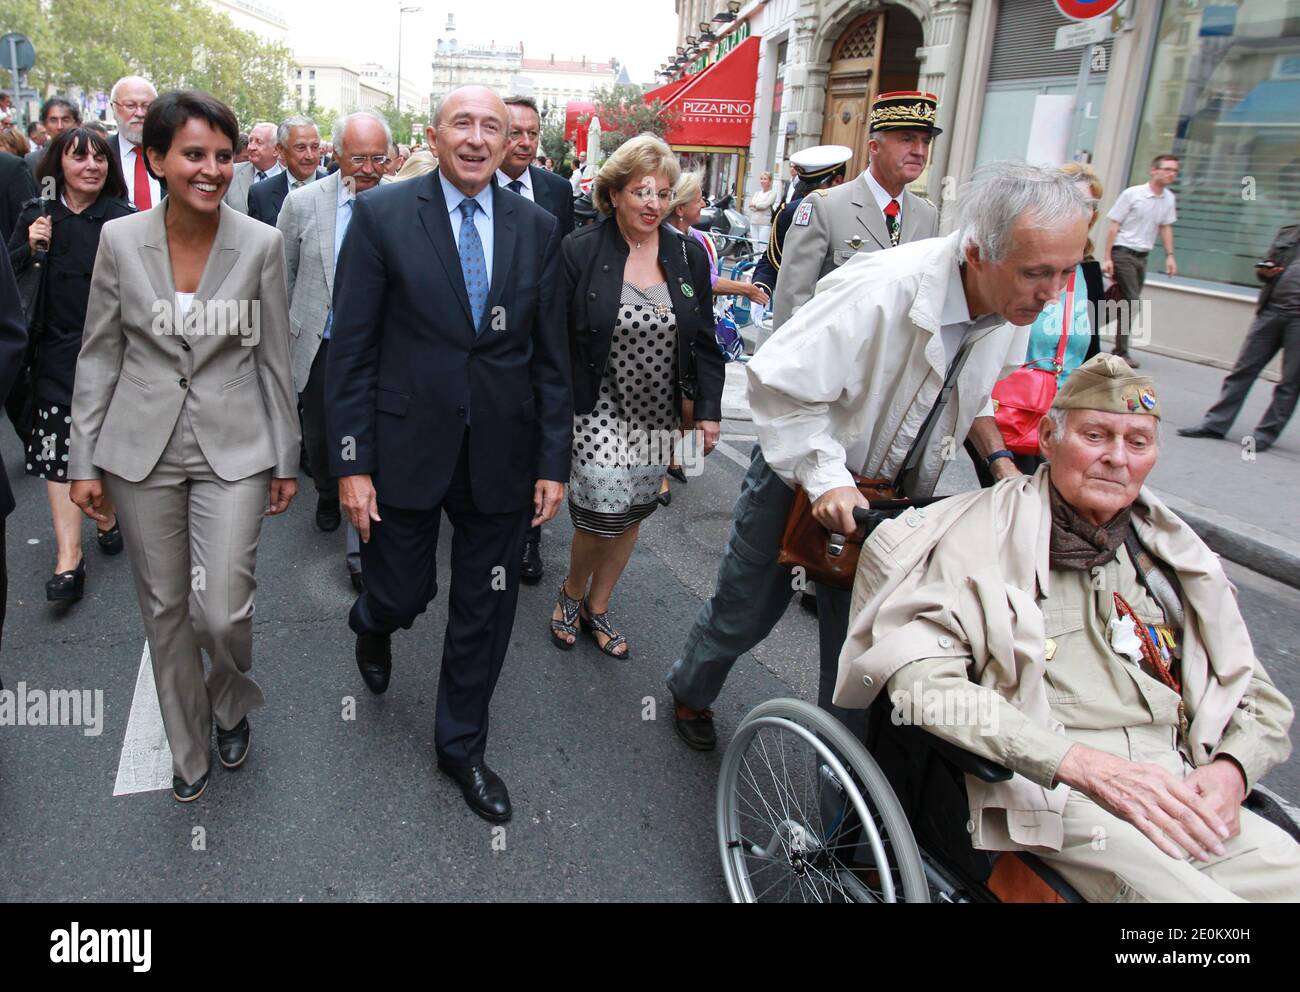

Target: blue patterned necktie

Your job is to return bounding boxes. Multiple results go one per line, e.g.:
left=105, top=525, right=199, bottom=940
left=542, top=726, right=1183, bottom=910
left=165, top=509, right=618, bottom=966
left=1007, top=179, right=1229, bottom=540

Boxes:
left=458, top=199, right=488, bottom=332
left=507, top=180, right=524, bottom=195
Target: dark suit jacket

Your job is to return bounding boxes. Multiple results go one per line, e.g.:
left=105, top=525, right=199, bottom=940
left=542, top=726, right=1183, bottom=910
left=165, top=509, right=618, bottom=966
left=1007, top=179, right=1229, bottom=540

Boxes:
left=527, top=165, right=575, bottom=239
left=1259, top=224, right=1300, bottom=314
left=107, top=134, right=167, bottom=200
left=0, top=152, right=36, bottom=243
left=325, top=170, right=572, bottom=514
left=0, top=249, right=29, bottom=518
left=248, top=168, right=327, bottom=227
left=562, top=216, right=724, bottom=422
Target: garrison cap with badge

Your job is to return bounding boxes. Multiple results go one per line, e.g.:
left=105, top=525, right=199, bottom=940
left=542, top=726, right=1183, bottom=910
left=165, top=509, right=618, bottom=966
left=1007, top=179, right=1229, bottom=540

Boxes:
left=751, top=145, right=853, bottom=302
left=1051, top=353, right=1161, bottom=418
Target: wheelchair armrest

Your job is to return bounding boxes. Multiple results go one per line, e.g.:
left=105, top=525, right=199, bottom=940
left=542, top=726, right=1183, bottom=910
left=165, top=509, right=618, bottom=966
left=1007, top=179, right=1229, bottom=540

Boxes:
left=1245, top=784, right=1300, bottom=845
left=927, top=735, right=1013, bottom=784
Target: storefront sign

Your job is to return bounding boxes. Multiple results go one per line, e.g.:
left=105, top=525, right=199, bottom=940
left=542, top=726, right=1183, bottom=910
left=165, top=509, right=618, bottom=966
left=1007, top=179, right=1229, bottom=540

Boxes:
left=1054, top=0, right=1123, bottom=20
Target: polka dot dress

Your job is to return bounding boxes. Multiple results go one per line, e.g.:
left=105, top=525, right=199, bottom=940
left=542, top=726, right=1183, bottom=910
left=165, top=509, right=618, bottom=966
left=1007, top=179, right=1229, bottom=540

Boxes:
left=568, top=282, right=679, bottom=538
left=25, top=399, right=73, bottom=482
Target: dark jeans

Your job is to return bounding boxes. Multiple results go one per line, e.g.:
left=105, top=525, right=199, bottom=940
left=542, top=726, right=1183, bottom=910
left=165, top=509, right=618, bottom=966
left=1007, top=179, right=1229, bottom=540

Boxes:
left=1201, top=306, right=1300, bottom=444
left=665, top=445, right=867, bottom=738
left=1110, top=246, right=1148, bottom=356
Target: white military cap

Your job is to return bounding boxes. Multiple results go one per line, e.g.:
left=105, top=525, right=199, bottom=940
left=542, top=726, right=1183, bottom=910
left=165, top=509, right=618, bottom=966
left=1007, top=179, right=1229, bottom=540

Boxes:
left=789, top=144, right=853, bottom=179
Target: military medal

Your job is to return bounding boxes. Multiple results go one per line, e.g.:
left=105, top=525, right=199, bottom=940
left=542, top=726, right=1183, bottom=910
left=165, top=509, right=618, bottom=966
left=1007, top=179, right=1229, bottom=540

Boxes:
left=845, top=235, right=864, bottom=250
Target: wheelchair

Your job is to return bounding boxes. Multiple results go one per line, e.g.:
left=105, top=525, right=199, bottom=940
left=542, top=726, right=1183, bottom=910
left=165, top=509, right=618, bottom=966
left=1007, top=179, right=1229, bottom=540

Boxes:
left=716, top=694, right=1300, bottom=903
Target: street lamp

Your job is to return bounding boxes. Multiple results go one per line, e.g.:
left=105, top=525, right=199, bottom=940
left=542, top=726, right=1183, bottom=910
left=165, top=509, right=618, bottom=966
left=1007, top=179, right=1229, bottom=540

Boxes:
left=396, top=3, right=422, bottom=138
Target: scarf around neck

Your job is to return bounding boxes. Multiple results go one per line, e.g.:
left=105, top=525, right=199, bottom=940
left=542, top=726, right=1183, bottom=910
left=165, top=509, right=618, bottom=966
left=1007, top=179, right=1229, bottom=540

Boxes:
left=1048, top=480, right=1132, bottom=571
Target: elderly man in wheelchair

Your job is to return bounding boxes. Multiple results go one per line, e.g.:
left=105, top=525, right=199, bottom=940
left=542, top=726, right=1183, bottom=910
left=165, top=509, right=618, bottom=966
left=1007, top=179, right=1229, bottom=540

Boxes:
left=717, top=355, right=1300, bottom=903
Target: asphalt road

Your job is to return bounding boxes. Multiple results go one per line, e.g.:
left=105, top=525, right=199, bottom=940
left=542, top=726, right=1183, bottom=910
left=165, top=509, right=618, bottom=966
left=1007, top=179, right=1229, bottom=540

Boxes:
left=1, top=419, right=1296, bottom=901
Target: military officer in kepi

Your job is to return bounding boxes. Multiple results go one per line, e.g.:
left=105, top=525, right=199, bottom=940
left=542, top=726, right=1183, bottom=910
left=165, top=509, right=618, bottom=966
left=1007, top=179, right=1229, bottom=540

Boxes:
left=750, top=144, right=852, bottom=324
left=770, top=91, right=943, bottom=335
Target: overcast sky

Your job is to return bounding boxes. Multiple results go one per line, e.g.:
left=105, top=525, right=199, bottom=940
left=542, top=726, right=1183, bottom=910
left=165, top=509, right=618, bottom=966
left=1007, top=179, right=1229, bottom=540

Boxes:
left=275, top=0, right=678, bottom=91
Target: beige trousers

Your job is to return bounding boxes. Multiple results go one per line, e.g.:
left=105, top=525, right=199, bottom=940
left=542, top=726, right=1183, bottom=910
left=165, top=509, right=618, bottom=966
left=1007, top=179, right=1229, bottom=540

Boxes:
left=104, top=409, right=270, bottom=785
left=1038, top=724, right=1300, bottom=902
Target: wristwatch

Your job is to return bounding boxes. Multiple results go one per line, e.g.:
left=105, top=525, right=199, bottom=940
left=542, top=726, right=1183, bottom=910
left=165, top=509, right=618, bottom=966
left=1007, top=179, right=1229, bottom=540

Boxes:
left=986, top=449, right=1016, bottom=469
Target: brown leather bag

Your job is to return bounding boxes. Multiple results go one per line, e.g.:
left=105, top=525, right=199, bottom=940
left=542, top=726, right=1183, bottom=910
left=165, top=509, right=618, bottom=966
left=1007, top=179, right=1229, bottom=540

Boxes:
left=776, top=474, right=901, bottom=589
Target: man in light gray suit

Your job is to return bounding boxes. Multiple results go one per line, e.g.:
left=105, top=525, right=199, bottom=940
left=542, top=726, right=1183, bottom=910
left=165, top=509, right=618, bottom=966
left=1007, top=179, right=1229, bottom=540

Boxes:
left=278, top=110, right=392, bottom=591
left=224, top=121, right=280, bottom=214
left=770, top=91, right=943, bottom=333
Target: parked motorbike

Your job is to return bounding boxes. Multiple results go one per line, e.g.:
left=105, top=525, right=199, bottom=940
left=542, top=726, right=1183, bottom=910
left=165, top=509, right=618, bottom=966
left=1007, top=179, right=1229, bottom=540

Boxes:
left=697, top=193, right=751, bottom=259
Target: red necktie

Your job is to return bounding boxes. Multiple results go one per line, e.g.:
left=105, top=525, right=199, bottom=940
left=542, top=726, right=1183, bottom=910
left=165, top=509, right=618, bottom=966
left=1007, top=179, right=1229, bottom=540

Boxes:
left=133, top=147, right=152, bottom=210
left=883, top=199, right=900, bottom=247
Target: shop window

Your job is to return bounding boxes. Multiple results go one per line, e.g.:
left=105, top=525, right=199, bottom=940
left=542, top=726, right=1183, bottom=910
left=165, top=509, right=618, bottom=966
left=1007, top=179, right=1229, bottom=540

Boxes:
left=1129, top=0, right=1300, bottom=289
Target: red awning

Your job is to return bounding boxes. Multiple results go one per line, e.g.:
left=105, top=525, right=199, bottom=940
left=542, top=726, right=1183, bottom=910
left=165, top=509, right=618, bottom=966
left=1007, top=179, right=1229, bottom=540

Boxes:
left=564, top=101, right=595, bottom=142
left=655, top=36, right=760, bottom=148
left=644, top=73, right=696, bottom=108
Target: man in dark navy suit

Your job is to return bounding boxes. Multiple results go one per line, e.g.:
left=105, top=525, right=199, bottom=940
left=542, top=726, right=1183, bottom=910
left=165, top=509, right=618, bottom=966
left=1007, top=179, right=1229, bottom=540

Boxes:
left=326, top=86, right=572, bottom=823
left=248, top=115, right=327, bottom=227
left=0, top=249, right=29, bottom=689
left=495, top=94, right=575, bottom=583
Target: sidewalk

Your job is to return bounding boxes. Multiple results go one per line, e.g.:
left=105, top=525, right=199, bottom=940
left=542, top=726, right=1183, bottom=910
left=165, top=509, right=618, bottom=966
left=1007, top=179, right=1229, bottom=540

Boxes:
left=721, top=348, right=1300, bottom=587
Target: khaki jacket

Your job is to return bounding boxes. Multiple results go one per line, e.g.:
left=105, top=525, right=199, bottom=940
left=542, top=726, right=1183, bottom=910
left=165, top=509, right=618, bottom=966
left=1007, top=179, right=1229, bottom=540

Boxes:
left=747, top=231, right=1027, bottom=501
left=836, top=467, right=1294, bottom=851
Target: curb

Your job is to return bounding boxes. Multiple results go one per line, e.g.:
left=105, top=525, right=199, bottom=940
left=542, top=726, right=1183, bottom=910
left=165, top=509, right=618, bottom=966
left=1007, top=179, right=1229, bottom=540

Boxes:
left=1150, top=488, right=1300, bottom=591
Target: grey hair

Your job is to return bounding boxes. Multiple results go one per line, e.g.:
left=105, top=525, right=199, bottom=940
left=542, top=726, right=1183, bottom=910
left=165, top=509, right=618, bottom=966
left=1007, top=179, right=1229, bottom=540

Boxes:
left=109, top=75, right=157, bottom=102
left=1041, top=406, right=1162, bottom=450
left=334, top=110, right=392, bottom=153
left=954, top=160, right=1092, bottom=264
left=669, top=170, right=704, bottom=215
left=277, top=115, right=317, bottom=146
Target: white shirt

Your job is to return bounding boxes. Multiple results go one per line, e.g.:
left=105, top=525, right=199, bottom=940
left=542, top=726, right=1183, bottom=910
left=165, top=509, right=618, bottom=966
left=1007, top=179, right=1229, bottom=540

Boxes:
left=1107, top=182, right=1177, bottom=253
left=496, top=168, right=534, bottom=203
left=322, top=177, right=356, bottom=340
left=440, top=171, right=494, bottom=285
left=863, top=167, right=904, bottom=227
left=118, top=139, right=162, bottom=209
left=251, top=161, right=284, bottom=184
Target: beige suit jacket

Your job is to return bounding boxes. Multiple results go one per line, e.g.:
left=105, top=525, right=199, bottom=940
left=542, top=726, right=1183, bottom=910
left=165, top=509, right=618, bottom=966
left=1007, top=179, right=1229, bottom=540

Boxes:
left=223, top=161, right=259, bottom=214
left=277, top=171, right=341, bottom=394
left=771, top=173, right=939, bottom=330
left=69, top=201, right=300, bottom=483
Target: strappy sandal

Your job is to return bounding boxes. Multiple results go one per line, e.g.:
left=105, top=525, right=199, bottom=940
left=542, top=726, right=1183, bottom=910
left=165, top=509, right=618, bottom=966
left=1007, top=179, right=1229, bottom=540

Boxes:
left=580, top=600, right=631, bottom=659
left=550, top=582, right=582, bottom=650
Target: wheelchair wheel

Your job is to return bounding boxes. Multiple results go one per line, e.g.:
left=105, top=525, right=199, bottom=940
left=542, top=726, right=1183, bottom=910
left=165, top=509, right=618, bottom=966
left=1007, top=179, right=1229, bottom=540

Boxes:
left=717, top=697, right=929, bottom=903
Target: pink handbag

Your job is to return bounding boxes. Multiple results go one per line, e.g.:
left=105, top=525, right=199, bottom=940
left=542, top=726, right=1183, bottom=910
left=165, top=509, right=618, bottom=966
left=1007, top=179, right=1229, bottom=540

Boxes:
left=992, top=271, right=1076, bottom=456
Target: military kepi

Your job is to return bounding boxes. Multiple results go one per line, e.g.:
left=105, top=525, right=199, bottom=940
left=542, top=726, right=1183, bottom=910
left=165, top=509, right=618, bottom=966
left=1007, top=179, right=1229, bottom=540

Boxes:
left=869, top=91, right=942, bottom=135
left=1052, top=353, right=1161, bottom=417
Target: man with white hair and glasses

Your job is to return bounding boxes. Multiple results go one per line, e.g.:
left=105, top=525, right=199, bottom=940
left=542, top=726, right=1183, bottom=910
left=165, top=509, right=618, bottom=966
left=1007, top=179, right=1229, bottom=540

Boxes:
left=107, top=75, right=162, bottom=209
left=666, top=161, right=1093, bottom=751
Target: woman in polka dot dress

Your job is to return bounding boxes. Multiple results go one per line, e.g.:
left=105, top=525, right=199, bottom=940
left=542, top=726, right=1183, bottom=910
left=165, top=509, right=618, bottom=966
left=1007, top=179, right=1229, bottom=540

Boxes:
left=549, top=135, right=725, bottom=658
left=7, top=126, right=133, bottom=602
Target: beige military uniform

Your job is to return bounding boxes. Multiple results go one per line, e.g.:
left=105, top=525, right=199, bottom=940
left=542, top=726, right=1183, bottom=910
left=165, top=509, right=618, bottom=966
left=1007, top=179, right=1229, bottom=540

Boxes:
left=885, top=545, right=1300, bottom=902
left=769, top=172, right=939, bottom=333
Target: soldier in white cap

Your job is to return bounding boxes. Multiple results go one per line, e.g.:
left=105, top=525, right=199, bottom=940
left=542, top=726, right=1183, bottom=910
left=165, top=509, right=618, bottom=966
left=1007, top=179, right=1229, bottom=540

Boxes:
left=838, top=354, right=1300, bottom=902
left=770, top=91, right=942, bottom=335
left=750, top=144, right=852, bottom=313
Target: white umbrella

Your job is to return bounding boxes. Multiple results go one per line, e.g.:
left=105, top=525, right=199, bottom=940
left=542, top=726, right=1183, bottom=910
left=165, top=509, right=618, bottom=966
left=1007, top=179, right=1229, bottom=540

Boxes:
left=585, top=115, right=602, bottom=180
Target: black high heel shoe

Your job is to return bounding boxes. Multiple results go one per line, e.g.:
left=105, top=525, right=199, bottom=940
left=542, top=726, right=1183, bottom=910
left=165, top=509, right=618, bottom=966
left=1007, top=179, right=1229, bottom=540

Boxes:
left=46, top=559, right=86, bottom=603
left=96, top=521, right=124, bottom=555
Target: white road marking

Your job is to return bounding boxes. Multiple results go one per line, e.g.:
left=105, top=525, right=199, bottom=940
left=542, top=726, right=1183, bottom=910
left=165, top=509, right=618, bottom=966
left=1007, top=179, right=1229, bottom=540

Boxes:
left=112, top=644, right=174, bottom=795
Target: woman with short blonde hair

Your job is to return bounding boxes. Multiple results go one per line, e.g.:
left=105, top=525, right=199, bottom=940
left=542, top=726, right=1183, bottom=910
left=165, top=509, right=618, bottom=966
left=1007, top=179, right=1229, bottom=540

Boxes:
left=593, top=134, right=681, bottom=217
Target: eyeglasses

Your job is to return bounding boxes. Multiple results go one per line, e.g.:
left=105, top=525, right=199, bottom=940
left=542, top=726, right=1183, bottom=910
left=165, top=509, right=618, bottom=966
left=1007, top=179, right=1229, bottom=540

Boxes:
left=113, top=101, right=152, bottom=115
left=348, top=155, right=391, bottom=167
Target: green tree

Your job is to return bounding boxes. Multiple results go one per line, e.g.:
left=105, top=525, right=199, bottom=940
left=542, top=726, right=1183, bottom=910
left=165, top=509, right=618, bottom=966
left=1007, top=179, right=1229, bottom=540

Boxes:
left=540, top=107, right=572, bottom=175
left=377, top=98, right=423, bottom=147
left=581, top=84, right=679, bottom=155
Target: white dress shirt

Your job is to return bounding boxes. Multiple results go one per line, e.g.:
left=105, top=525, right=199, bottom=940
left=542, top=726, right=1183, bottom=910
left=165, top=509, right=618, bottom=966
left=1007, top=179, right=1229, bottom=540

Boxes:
left=441, top=171, right=494, bottom=285
left=322, top=177, right=356, bottom=340
left=118, top=139, right=162, bottom=209
left=496, top=168, right=534, bottom=203
left=863, top=167, right=904, bottom=227
left=252, top=161, right=284, bottom=184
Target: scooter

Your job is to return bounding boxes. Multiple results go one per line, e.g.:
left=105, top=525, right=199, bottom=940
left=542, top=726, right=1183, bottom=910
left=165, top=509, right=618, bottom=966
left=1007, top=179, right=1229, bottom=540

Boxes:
left=697, top=193, right=751, bottom=259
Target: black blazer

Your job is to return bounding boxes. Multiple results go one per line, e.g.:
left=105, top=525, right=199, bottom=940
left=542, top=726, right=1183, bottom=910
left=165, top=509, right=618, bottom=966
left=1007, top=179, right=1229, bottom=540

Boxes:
left=528, top=165, right=575, bottom=239
left=1259, top=224, right=1300, bottom=314
left=562, top=216, right=723, bottom=422
left=248, top=168, right=327, bottom=227
left=0, top=249, right=28, bottom=518
left=108, top=134, right=167, bottom=199
left=325, top=170, right=572, bottom=514
left=0, top=151, right=36, bottom=243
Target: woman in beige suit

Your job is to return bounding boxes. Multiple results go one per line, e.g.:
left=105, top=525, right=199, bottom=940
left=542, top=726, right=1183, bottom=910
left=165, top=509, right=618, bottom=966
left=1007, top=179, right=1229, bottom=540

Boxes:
left=68, top=92, right=300, bottom=802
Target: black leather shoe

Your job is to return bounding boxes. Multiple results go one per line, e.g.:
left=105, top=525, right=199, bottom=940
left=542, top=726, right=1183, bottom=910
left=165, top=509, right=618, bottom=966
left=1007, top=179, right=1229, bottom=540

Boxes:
left=1253, top=438, right=1273, bottom=452
left=173, top=771, right=209, bottom=802
left=520, top=538, right=543, bottom=583
left=46, top=559, right=86, bottom=603
left=1177, top=426, right=1225, bottom=440
left=316, top=497, right=342, bottom=532
left=667, top=465, right=688, bottom=484
left=672, top=695, right=717, bottom=751
left=348, top=562, right=366, bottom=593
left=437, top=759, right=512, bottom=822
left=217, top=717, right=251, bottom=769
left=96, top=522, right=124, bottom=555
left=356, top=632, right=392, bottom=694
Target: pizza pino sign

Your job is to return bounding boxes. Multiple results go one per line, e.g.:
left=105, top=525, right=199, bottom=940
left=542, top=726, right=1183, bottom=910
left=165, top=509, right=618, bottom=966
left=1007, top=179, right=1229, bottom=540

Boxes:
left=662, top=37, right=761, bottom=147
left=679, top=98, right=754, bottom=123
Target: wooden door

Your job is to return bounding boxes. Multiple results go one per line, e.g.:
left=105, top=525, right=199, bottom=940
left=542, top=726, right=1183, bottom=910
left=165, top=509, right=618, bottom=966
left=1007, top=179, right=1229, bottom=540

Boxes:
left=821, top=12, right=886, bottom=178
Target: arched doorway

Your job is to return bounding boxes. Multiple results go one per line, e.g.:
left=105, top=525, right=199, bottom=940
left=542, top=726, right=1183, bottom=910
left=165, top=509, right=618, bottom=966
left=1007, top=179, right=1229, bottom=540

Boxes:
left=821, top=6, right=924, bottom=178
